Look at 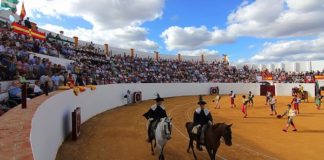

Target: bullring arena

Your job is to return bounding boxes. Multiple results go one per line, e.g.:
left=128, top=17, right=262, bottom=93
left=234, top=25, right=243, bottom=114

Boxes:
left=2, top=83, right=324, bottom=160
left=56, top=94, right=324, bottom=160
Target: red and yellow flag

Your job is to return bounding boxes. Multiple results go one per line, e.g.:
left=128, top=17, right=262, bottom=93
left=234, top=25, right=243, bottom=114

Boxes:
left=20, top=2, right=26, bottom=20
left=11, top=22, right=46, bottom=41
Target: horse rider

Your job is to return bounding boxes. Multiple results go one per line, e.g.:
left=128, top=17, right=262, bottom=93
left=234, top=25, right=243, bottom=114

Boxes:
left=143, top=94, right=167, bottom=142
left=299, top=85, right=304, bottom=96
left=193, top=95, right=213, bottom=151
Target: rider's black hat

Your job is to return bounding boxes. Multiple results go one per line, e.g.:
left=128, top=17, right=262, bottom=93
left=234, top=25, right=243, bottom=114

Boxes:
left=197, top=95, right=207, bottom=105
left=155, top=93, right=164, bottom=102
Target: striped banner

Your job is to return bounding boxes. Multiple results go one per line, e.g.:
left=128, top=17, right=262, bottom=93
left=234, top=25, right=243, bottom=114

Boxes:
left=262, top=76, right=273, bottom=80
left=11, top=22, right=46, bottom=40
left=315, top=75, right=324, bottom=80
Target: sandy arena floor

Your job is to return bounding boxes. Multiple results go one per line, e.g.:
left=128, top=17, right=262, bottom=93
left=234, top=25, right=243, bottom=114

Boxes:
left=56, top=95, right=324, bottom=160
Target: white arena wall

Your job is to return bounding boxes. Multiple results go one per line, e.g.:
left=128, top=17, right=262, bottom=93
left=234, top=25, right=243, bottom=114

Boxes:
left=275, top=83, right=315, bottom=97
left=30, top=83, right=314, bottom=160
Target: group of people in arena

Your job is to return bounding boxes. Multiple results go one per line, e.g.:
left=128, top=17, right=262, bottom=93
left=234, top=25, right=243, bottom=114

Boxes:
left=141, top=88, right=310, bottom=152
left=208, top=86, right=315, bottom=132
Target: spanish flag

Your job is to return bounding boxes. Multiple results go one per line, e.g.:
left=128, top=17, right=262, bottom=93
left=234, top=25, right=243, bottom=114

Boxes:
left=11, top=22, right=46, bottom=40
left=20, top=1, right=26, bottom=20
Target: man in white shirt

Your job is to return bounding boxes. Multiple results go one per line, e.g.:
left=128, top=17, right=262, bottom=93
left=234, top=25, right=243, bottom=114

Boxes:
left=33, top=81, right=43, bottom=96
left=124, top=90, right=132, bottom=104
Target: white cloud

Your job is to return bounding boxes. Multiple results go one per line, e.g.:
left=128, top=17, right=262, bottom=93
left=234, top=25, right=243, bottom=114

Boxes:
left=236, top=58, right=247, bottom=64
left=250, top=36, right=324, bottom=62
left=17, top=0, right=164, bottom=30
left=41, top=24, right=159, bottom=51
left=160, top=26, right=234, bottom=50
left=16, top=0, right=164, bottom=51
left=161, top=0, right=324, bottom=54
left=178, top=49, right=220, bottom=56
left=248, top=45, right=255, bottom=49
left=227, top=0, right=324, bottom=38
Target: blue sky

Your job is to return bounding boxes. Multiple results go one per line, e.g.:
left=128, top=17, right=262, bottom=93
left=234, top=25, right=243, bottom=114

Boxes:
left=142, top=0, right=244, bottom=57
left=8, top=0, right=324, bottom=63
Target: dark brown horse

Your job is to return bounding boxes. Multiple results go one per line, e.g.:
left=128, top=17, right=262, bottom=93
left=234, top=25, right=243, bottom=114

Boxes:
left=186, top=122, right=233, bottom=160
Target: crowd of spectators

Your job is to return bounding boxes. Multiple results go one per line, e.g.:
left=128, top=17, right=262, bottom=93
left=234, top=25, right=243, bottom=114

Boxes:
left=1, top=23, right=324, bottom=85
left=1, top=22, right=324, bottom=115
left=1, top=22, right=324, bottom=84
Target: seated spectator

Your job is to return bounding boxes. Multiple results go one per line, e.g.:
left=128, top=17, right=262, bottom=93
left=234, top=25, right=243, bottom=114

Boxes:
left=8, top=80, right=22, bottom=103
left=33, top=81, right=43, bottom=96
left=39, top=72, right=52, bottom=91
left=51, top=72, right=61, bottom=90
left=76, top=75, right=86, bottom=86
left=18, top=71, right=27, bottom=83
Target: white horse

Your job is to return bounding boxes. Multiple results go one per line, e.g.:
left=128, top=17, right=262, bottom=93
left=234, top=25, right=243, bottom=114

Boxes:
left=151, top=117, right=172, bottom=160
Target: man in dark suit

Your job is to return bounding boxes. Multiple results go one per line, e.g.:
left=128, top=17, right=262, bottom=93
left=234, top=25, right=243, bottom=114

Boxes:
left=193, top=95, right=213, bottom=150
left=143, top=94, right=167, bottom=142
left=24, top=17, right=32, bottom=29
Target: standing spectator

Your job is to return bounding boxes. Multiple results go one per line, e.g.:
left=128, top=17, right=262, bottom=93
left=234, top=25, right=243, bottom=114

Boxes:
left=124, top=90, right=132, bottom=104
left=24, top=17, right=32, bottom=29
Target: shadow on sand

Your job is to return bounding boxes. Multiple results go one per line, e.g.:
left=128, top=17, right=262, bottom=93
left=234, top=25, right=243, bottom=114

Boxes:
left=245, top=116, right=276, bottom=119
left=301, top=112, right=324, bottom=115
left=298, top=130, right=324, bottom=133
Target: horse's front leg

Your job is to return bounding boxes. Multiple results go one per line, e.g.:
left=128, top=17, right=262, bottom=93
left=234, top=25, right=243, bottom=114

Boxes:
left=212, top=145, right=220, bottom=160
left=159, top=147, right=165, bottom=160
left=207, top=148, right=215, bottom=160
left=191, top=140, right=197, bottom=160
left=151, top=139, right=155, bottom=155
left=187, top=139, right=193, bottom=153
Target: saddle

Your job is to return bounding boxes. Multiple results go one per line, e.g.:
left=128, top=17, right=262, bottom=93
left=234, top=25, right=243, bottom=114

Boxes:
left=192, top=124, right=211, bottom=145
left=191, top=125, right=200, bottom=135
